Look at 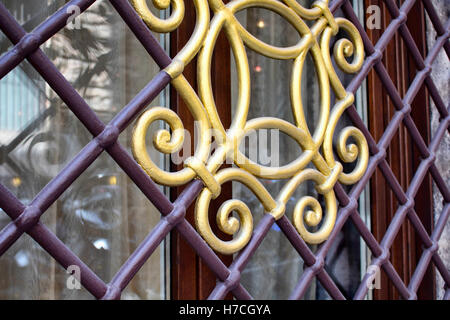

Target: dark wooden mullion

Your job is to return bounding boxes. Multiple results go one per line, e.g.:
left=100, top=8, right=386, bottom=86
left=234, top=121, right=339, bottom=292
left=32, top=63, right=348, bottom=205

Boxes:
left=170, top=0, right=198, bottom=299
left=405, top=0, right=434, bottom=299
left=366, top=0, right=390, bottom=299
left=170, top=1, right=232, bottom=300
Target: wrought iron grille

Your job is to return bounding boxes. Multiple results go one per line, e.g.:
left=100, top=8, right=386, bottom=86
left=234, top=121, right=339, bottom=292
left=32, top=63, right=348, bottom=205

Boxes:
left=0, top=0, right=448, bottom=300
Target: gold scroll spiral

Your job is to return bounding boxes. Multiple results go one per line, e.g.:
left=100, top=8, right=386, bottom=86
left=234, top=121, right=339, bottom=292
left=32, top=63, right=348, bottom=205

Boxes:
left=130, top=0, right=369, bottom=254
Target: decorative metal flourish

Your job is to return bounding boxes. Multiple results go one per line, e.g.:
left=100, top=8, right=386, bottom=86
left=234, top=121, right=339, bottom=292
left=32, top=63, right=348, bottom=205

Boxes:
left=130, top=0, right=369, bottom=254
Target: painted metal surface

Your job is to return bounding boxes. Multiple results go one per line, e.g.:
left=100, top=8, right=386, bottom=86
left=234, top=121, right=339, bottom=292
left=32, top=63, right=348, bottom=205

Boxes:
left=0, top=0, right=448, bottom=300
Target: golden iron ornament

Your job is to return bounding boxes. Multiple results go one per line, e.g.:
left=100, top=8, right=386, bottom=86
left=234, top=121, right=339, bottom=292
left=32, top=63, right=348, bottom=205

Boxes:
left=130, top=0, right=369, bottom=254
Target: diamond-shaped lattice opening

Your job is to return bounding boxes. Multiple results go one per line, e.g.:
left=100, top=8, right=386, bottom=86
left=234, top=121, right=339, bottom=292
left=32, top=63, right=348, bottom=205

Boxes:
left=430, top=96, right=449, bottom=140
left=431, top=181, right=448, bottom=227
left=407, top=83, right=432, bottom=144
left=0, top=61, right=89, bottom=201
left=383, top=128, right=411, bottom=191
left=323, top=218, right=365, bottom=299
left=410, top=170, right=434, bottom=232
left=39, top=151, right=166, bottom=284
left=42, top=1, right=163, bottom=122
left=425, top=32, right=449, bottom=122
left=368, top=165, right=394, bottom=231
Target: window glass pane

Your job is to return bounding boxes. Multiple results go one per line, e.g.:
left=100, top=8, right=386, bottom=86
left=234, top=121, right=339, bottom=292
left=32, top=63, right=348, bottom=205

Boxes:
left=0, top=0, right=169, bottom=299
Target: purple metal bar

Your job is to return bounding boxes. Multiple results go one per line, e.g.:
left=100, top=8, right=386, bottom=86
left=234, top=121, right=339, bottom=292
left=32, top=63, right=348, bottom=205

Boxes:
left=0, top=0, right=448, bottom=300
